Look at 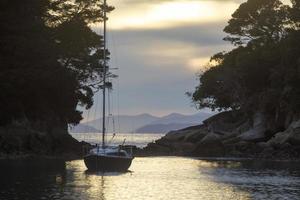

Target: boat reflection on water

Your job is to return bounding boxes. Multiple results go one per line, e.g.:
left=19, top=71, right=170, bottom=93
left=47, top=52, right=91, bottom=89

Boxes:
left=85, top=170, right=133, bottom=175
left=84, top=168, right=132, bottom=199
left=83, top=171, right=106, bottom=200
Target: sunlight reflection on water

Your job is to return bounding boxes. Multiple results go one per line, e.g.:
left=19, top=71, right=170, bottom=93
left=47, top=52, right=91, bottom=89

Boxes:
left=63, top=158, right=300, bottom=200
left=1, top=157, right=300, bottom=200
left=64, top=158, right=251, bottom=200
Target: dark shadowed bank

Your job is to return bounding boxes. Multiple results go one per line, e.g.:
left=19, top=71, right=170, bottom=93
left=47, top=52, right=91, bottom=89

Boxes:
left=0, top=121, right=91, bottom=160
left=0, top=0, right=107, bottom=160
left=137, top=111, right=300, bottom=160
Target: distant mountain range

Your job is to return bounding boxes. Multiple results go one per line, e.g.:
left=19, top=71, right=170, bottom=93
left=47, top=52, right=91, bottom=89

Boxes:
left=135, top=112, right=213, bottom=133
left=135, top=123, right=197, bottom=133
left=83, top=113, right=159, bottom=133
left=69, top=112, right=213, bottom=134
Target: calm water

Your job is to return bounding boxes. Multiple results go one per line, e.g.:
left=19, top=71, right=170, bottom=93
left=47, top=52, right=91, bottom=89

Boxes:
left=1, top=157, right=300, bottom=200
left=70, top=133, right=165, bottom=147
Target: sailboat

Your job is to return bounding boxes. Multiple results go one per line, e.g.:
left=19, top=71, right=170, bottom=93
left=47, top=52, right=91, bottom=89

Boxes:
left=84, top=0, right=134, bottom=172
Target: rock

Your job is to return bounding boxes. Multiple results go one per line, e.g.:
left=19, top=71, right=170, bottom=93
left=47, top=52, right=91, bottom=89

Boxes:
left=183, top=128, right=208, bottom=143
left=164, top=130, right=190, bottom=141
left=203, top=111, right=247, bottom=135
left=239, top=112, right=267, bottom=142
left=239, top=126, right=266, bottom=142
left=289, top=134, right=300, bottom=145
left=139, top=111, right=300, bottom=159
left=147, top=136, right=196, bottom=156
left=166, top=142, right=196, bottom=155
left=290, top=119, right=300, bottom=129
left=284, top=112, right=294, bottom=129
left=267, top=119, right=300, bottom=147
left=236, top=120, right=252, bottom=135
left=260, top=146, right=275, bottom=158
left=222, top=135, right=241, bottom=145
left=142, top=142, right=171, bottom=155
left=162, top=125, right=208, bottom=144
left=191, top=132, right=225, bottom=157
left=200, top=132, right=221, bottom=143
left=256, top=142, right=270, bottom=149
left=226, top=149, right=244, bottom=157
left=287, top=120, right=300, bottom=145
left=0, top=124, right=84, bottom=159
left=235, top=141, right=251, bottom=150
left=267, top=131, right=289, bottom=148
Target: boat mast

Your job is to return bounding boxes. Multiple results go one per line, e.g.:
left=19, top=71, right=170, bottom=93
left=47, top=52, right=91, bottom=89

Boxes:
left=102, top=0, right=107, bottom=148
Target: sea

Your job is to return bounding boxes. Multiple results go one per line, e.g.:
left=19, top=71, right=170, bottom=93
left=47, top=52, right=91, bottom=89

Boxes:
left=70, top=132, right=165, bottom=147
left=1, top=133, right=300, bottom=200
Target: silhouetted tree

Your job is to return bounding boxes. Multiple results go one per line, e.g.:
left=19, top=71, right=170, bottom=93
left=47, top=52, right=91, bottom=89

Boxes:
left=0, top=0, right=114, bottom=127
left=191, top=0, right=300, bottom=127
left=224, top=0, right=288, bottom=46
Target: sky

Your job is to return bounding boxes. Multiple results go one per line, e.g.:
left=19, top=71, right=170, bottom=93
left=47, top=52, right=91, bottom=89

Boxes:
left=83, top=0, right=245, bottom=120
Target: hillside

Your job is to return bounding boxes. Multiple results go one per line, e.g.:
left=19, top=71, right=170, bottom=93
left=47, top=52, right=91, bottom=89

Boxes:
left=150, top=112, right=212, bottom=125
left=135, top=123, right=197, bottom=133
left=83, top=114, right=160, bottom=133
left=77, top=112, right=213, bottom=133
left=135, top=112, right=213, bottom=133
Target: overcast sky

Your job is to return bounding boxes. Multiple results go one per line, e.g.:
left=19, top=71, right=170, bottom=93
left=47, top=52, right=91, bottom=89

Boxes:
left=82, top=0, right=245, bottom=120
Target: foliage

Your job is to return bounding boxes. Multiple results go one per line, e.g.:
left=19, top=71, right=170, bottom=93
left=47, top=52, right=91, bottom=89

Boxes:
left=224, top=0, right=288, bottom=46
left=0, top=0, right=113, bottom=126
left=192, top=0, right=300, bottom=119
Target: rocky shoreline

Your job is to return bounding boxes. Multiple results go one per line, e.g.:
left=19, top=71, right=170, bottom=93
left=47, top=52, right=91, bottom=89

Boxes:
left=1, top=111, right=300, bottom=161
left=137, top=111, right=300, bottom=160
left=0, top=122, right=91, bottom=161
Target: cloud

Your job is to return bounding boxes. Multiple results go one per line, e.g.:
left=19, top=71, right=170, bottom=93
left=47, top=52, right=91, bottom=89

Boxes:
left=105, top=0, right=241, bottom=29
left=112, top=0, right=244, bottom=4
left=84, top=0, right=239, bottom=117
left=108, top=22, right=228, bottom=46
left=93, top=21, right=233, bottom=116
left=101, top=22, right=232, bottom=74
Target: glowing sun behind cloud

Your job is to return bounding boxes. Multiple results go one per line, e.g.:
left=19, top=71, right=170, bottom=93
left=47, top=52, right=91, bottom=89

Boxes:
left=188, top=57, right=210, bottom=71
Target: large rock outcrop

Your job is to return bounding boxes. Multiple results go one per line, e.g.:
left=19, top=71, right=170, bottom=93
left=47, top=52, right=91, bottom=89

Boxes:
left=192, top=132, right=225, bottom=157
left=0, top=120, right=87, bottom=159
left=140, top=111, right=300, bottom=159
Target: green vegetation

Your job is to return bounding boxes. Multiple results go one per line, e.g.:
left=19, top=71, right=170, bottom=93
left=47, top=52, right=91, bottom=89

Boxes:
left=192, top=0, right=300, bottom=127
left=0, top=0, right=113, bottom=127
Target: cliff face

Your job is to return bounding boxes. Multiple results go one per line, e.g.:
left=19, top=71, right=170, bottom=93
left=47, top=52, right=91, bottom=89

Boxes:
left=0, top=120, right=86, bottom=159
left=142, top=111, right=300, bottom=159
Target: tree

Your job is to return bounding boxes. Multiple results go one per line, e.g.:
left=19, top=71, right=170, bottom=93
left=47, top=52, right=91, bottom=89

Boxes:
left=224, top=0, right=288, bottom=46
left=191, top=0, right=300, bottom=124
left=0, top=0, right=114, bottom=126
left=290, top=0, right=300, bottom=29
